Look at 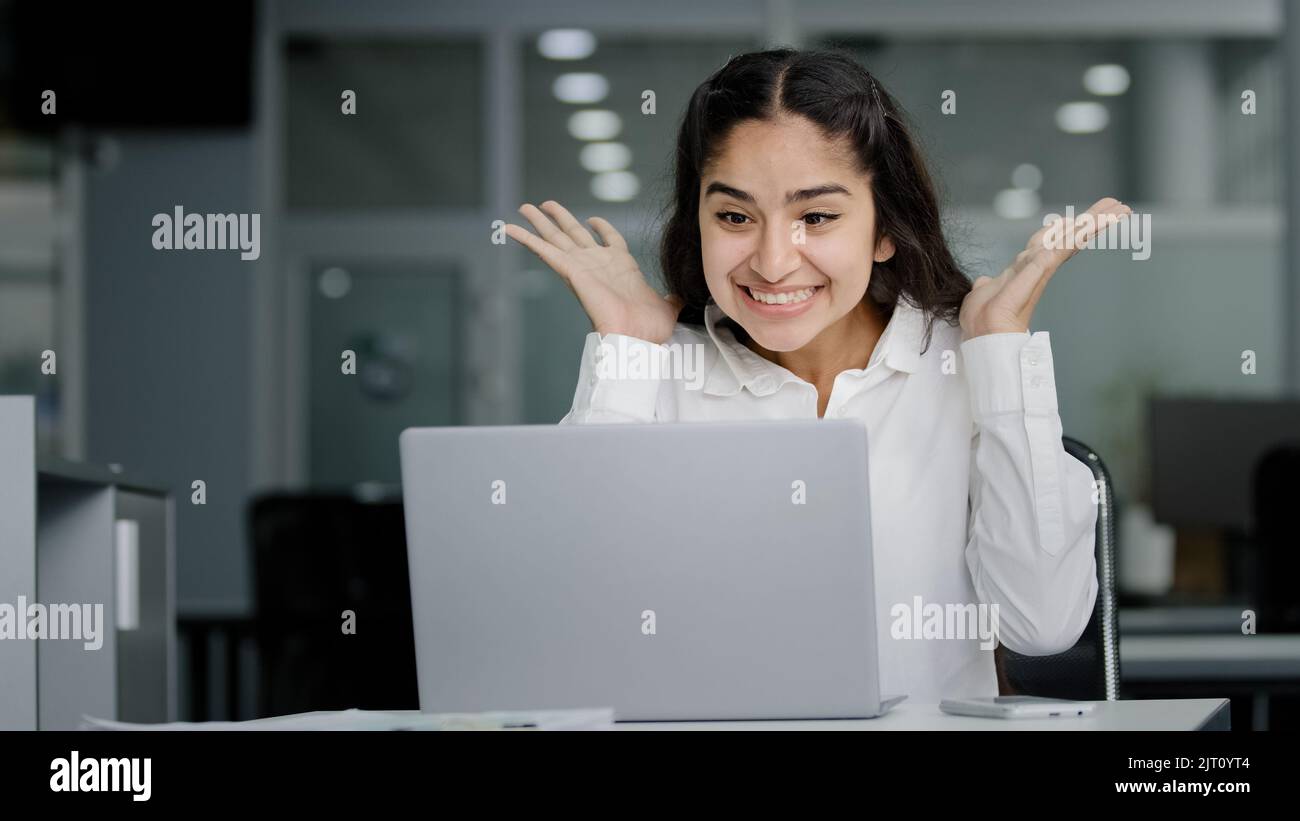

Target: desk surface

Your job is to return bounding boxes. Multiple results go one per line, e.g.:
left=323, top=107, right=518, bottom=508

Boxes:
left=617, top=698, right=1229, bottom=730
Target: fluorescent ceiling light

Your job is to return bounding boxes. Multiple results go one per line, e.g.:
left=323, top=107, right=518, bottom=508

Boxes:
left=1011, top=163, right=1042, bottom=191
left=318, top=267, right=352, bottom=299
left=579, top=142, right=632, bottom=173
left=992, top=188, right=1041, bottom=220
left=1055, top=101, right=1109, bottom=134
left=1083, top=64, right=1130, bottom=96
left=553, top=73, right=609, bottom=104
left=591, top=171, right=639, bottom=202
left=568, top=110, right=622, bottom=141
left=538, top=29, right=596, bottom=60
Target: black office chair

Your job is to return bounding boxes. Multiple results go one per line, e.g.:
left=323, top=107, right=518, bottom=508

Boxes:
left=250, top=490, right=419, bottom=717
left=995, top=436, right=1121, bottom=701
left=1254, top=444, right=1300, bottom=633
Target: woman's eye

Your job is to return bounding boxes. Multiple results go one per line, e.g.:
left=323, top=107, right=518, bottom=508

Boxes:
left=803, top=212, right=840, bottom=226
left=715, top=211, right=838, bottom=227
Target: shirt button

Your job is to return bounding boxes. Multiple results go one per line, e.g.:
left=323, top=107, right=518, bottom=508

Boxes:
left=1030, top=376, right=1042, bottom=388
left=836, top=406, right=848, bottom=417
left=1028, top=355, right=1039, bottom=366
left=755, top=377, right=773, bottom=392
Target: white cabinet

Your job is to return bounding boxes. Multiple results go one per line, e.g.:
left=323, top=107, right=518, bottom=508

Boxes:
left=0, top=396, right=175, bottom=730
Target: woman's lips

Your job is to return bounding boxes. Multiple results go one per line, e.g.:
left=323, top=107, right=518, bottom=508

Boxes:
left=736, top=282, right=824, bottom=318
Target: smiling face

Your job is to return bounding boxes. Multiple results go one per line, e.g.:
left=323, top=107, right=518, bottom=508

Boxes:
left=698, top=114, right=894, bottom=352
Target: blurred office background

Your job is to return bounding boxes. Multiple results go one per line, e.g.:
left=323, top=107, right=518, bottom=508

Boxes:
left=0, top=0, right=1297, bottom=727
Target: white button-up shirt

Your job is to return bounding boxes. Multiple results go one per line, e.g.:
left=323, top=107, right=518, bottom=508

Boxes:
left=560, top=298, right=1099, bottom=703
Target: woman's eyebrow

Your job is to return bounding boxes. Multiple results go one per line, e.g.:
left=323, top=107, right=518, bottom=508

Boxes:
left=703, top=181, right=755, bottom=203
left=704, top=181, right=852, bottom=205
left=786, top=183, right=852, bottom=204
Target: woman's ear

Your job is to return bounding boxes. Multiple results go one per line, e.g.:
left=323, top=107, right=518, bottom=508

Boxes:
left=873, top=234, right=896, bottom=264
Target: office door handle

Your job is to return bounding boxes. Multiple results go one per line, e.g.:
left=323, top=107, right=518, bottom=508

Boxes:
left=115, top=519, right=139, bottom=631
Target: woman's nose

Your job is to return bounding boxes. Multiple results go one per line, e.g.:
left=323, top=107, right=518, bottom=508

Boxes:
left=749, top=219, right=802, bottom=281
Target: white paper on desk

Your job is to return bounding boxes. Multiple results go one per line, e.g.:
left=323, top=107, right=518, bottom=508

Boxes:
left=79, top=707, right=615, bottom=731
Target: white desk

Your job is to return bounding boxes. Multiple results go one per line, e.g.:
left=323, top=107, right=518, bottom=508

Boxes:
left=1122, top=634, right=1300, bottom=730
left=617, top=698, right=1229, bottom=730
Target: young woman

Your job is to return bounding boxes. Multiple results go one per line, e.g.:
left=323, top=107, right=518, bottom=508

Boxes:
left=504, top=48, right=1127, bottom=703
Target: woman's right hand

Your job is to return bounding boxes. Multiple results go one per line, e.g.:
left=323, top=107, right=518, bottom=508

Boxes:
left=504, top=200, right=684, bottom=345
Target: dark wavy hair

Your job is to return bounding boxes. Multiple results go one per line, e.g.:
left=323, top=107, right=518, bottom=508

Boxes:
left=658, top=47, right=971, bottom=353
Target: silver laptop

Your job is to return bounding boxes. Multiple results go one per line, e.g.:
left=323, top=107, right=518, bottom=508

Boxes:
left=398, top=420, right=904, bottom=722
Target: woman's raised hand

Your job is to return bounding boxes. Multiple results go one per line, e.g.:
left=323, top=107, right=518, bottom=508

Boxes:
left=505, top=200, right=684, bottom=345
left=960, top=197, right=1131, bottom=340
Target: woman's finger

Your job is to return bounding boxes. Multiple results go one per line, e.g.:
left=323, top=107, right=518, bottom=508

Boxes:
left=518, top=203, right=578, bottom=251
left=1072, top=204, right=1130, bottom=250
left=1000, top=250, right=1058, bottom=314
left=539, top=200, right=598, bottom=248
left=503, top=222, right=571, bottom=278
left=586, top=216, right=629, bottom=251
left=1029, top=198, right=1129, bottom=265
left=1050, top=198, right=1130, bottom=261
left=1004, top=199, right=1131, bottom=310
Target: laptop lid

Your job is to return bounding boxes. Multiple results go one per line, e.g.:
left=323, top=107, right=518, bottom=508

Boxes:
left=399, top=420, right=881, bottom=721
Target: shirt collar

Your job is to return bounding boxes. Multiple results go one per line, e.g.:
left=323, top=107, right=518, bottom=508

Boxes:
left=701, top=297, right=926, bottom=397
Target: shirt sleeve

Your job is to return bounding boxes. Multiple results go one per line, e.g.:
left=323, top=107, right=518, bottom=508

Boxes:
left=559, top=332, right=670, bottom=424
left=959, top=330, right=1099, bottom=656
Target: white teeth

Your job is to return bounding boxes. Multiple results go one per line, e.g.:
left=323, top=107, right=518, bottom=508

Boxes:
left=747, top=286, right=817, bottom=305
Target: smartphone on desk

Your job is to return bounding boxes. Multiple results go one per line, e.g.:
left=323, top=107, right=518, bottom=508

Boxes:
left=939, top=696, right=1096, bottom=719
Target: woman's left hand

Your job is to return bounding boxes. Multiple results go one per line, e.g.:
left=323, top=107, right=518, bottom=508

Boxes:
left=960, top=197, right=1132, bottom=340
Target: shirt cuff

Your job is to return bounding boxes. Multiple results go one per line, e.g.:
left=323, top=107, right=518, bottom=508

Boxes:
left=961, top=329, right=1068, bottom=555
left=571, top=332, right=667, bottom=422
left=959, top=330, right=1058, bottom=420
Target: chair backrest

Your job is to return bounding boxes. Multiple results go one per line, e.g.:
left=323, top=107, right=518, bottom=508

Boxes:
left=250, top=491, right=418, bottom=716
left=994, top=436, right=1121, bottom=701
left=1254, top=444, right=1300, bottom=632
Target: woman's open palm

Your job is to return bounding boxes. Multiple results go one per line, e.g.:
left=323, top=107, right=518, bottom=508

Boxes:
left=960, top=197, right=1131, bottom=340
left=505, top=200, right=683, bottom=345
